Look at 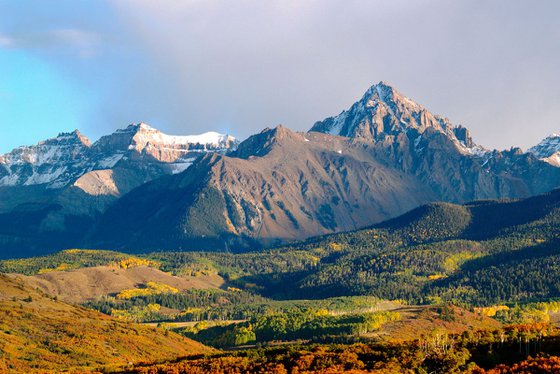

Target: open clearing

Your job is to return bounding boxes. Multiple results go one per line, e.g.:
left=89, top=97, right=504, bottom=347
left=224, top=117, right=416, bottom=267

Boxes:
left=11, top=265, right=225, bottom=303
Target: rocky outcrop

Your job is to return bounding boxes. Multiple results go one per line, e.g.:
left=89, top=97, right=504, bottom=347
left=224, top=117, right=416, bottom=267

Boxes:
left=528, top=133, right=560, bottom=167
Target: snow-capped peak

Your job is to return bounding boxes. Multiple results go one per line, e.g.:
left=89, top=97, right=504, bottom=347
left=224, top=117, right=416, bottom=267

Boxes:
left=360, top=81, right=422, bottom=112
left=528, top=133, right=560, bottom=167
left=0, top=130, right=91, bottom=166
left=112, top=123, right=236, bottom=149
left=0, top=130, right=93, bottom=188
left=0, top=123, right=238, bottom=188
left=311, top=81, right=461, bottom=144
left=132, top=124, right=235, bottom=148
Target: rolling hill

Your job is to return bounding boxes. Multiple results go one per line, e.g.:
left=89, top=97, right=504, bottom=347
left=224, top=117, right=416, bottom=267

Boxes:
left=4, top=189, right=560, bottom=311
left=0, top=273, right=212, bottom=373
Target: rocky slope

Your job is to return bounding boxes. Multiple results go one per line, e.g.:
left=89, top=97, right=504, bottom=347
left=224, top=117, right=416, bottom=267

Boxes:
left=310, top=81, right=486, bottom=156
left=91, top=83, right=559, bottom=251
left=92, top=126, right=436, bottom=250
left=528, top=133, right=560, bottom=166
left=1, top=82, right=559, bottom=256
left=0, top=124, right=237, bottom=258
left=0, top=273, right=211, bottom=372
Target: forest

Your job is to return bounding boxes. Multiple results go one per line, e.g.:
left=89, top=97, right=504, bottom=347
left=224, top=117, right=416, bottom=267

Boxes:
left=2, top=190, right=560, bottom=372
left=127, top=323, right=560, bottom=373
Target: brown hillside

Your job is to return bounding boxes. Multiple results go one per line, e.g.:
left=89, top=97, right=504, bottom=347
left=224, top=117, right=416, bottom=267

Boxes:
left=13, top=265, right=224, bottom=303
left=374, top=305, right=501, bottom=342
left=0, top=274, right=213, bottom=373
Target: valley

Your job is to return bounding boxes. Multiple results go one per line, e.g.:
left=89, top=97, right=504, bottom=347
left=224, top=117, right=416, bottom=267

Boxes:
left=3, top=2, right=560, bottom=372
left=1, top=187, right=560, bottom=372
left=1, top=83, right=559, bottom=373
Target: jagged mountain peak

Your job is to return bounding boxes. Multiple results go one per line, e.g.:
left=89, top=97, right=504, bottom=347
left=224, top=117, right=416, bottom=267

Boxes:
left=311, top=81, right=451, bottom=138
left=50, top=129, right=92, bottom=147
left=528, top=132, right=560, bottom=167
left=0, top=129, right=93, bottom=188
left=310, top=81, right=485, bottom=157
left=360, top=81, right=421, bottom=111
left=0, top=123, right=238, bottom=189
left=0, top=129, right=92, bottom=164
left=230, top=125, right=305, bottom=159
left=113, top=122, right=153, bottom=134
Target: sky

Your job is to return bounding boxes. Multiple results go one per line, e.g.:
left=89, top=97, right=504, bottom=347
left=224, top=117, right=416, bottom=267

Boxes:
left=1, top=0, right=559, bottom=154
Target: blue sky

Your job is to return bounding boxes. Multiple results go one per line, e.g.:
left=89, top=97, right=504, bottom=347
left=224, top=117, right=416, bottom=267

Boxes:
left=0, top=50, right=87, bottom=149
left=1, top=0, right=560, bottom=153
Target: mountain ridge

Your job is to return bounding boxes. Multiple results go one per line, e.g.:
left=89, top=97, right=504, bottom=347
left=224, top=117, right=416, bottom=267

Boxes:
left=1, top=81, right=559, bottom=257
left=0, top=123, right=238, bottom=189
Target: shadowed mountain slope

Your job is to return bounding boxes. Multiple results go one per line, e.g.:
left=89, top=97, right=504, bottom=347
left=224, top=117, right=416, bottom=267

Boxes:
left=90, top=81, right=560, bottom=251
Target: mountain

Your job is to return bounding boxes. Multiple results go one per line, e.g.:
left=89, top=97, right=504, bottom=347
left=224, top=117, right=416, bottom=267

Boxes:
left=528, top=133, right=560, bottom=166
left=89, top=82, right=560, bottom=252
left=10, top=188, right=559, bottom=307
left=0, top=124, right=237, bottom=258
left=91, top=125, right=436, bottom=250
left=0, top=273, right=211, bottom=372
left=0, top=123, right=237, bottom=189
left=232, top=188, right=560, bottom=304
left=309, top=81, right=485, bottom=156
left=0, top=130, right=92, bottom=188
left=1, top=81, right=559, bottom=257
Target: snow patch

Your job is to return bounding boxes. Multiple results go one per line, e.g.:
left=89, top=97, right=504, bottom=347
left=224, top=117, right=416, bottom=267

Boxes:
left=97, top=153, right=124, bottom=168
left=169, top=159, right=195, bottom=174
left=527, top=133, right=560, bottom=167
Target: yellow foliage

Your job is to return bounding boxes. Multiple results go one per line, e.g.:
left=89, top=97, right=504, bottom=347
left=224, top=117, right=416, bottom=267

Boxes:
left=63, top=249, right=83, bottom=254
left=443, top=251, right=478, bottom=272
left=328, top=242, right=343, bottom=251
left=117, top=282, right=179, bottom=299
left=38, top=262, right=72, bottom=274
left=475, top=305, right=509, bottom=317
left=427, top=274, right=446, bottom=280
left=115, top=257, right=160, bottom=269
left=181, top=307, right=204, bottom=314
left=315, top=309, right=329, bottom=317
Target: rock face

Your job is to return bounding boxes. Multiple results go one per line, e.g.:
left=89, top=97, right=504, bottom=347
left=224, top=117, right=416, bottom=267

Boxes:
left=0, top=130, right=92, bottom=189
left=528, top=133, right=560, bottom=167
left=1, top=82, right=559, bottom=257
left=0, top=123, right=238, bottom=190
left=91, top=83, right=559, bottom=251
left=310, top=81, right=486, bottom=156
left=92, top=126, right=437, bottom=250
left=0, top=124, right=237, bottom=258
